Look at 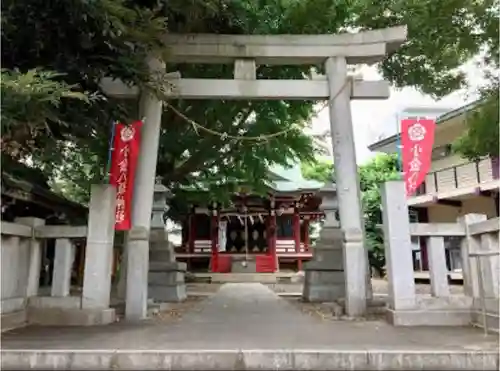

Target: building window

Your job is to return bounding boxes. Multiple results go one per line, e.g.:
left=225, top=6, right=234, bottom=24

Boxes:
left=431, top=144, right=452, bottom=161
left=409, top=208, right=419, bottom=222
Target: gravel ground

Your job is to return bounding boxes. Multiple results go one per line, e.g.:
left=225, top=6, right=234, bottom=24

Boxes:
left=185, top=279, right=466, bottom=322
left=285, top=297, right=386, bottom=322
left=149, top=296, right=206, bottom=323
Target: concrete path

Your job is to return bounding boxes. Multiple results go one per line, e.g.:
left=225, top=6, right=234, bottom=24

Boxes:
left=1, top=283, right=498, bottom=370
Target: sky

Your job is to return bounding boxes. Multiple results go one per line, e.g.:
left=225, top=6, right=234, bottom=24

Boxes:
left=310, top=59, right=486, bottom=165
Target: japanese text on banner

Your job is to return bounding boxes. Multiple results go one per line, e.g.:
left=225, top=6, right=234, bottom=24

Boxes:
left=109, top=121, right=142, bottom=230
left=401, top=119, right=436, bottom=197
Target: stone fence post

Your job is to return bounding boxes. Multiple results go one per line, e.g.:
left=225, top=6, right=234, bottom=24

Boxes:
left=82, top=184, right=116, bottom=309
left=380, top=180, right=416, bottom=311
left=14, top=217, right=45, bottom=297
left=51, top=238, right=74, bottom=297
left=458, top=214, right=486, bottom=297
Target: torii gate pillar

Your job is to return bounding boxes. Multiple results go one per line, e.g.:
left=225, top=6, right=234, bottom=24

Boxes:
left=124, top=58, right=165, bottom=320
left=326, top=57, right=367, bottom=316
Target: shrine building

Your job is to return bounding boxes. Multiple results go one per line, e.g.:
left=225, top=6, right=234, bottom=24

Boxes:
left=175, top=164, right=334, bottom=273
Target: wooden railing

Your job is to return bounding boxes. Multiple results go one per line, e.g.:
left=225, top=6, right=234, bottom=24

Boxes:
left=414, top=157, right=498, bottom=196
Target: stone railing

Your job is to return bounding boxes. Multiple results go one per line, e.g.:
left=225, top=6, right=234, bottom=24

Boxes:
left=1, top=185, right=116, bottom=331
left=381, top=180, right=499, bottom=332
left=1, top=183, right=187, bottom=330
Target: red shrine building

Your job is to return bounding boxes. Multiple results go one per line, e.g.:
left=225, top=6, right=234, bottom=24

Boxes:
left=175, top=165, right=328, bottom=273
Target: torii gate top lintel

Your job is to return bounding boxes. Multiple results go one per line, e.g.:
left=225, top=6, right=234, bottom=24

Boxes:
left=101, top=25, right=407, bottom=101
left=161, top=25, right=407, bottom=65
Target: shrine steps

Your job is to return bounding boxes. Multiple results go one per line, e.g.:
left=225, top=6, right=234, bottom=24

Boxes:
left=192, top=272, right=301, bottom=284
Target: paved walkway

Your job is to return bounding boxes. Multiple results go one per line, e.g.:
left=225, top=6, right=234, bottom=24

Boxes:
left=1, top=284, right=498, bottom=369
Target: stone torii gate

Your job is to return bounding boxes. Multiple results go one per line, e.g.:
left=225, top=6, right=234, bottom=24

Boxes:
left=101, top=26, right=407, bottom=320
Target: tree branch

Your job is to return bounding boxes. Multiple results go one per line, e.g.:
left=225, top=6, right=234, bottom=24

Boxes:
left=166, top=106, right=254, bottom=181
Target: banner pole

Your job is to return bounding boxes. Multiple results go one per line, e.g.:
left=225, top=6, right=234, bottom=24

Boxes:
left=395, top=113, right=403, bottom=180
left=105, top=121, right=117, bottom=183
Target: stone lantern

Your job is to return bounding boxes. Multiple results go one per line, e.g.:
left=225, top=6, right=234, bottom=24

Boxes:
left=318, top=182, right=339, bottom=228
left=151, top=176, right=172, bottom=230
left=148, top=176, right=187, bottom=304
left=302, top=181, right=346, bottom=303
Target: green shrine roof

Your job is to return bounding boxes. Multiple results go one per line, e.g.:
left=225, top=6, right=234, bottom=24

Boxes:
left=178, top=162, right=325, bottom=195
left=267, top=163, right=324, bottom=193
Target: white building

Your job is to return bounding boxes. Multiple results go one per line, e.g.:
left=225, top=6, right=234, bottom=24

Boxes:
left=369, top=101, right=499, bottom=277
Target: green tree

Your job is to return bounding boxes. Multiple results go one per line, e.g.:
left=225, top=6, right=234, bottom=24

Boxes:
left=1, top=69, right=89, bottom=158
left=302, top=154, right=400, bottom=275
left=452, top=87, right=499, bottom=160
left=452, top=0, right=499, bottom=160
left=2, top=0, right=497, bottom=212
left=358, top=154, right=400, bottom=276
left=301, top=160, right=334, bottom=183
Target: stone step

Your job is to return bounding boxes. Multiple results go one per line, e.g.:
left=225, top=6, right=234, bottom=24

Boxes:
left=2, top=349, right=498, bottom=370
left=191, top=272, right=299, bottom=284
left=1, top=310, right=27, bottom=333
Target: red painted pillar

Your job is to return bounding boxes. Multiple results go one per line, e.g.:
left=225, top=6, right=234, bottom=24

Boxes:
left=265, top=215, right=271, bottom=255
left=293, top=211, right=301, bottom=271
left=293, top=212, right=300, bottom=252
left=270, top=213, right=277, bottom=272
left=211, top=213, right=219, bottom=272
left=303, top=219, right=310, bottom=251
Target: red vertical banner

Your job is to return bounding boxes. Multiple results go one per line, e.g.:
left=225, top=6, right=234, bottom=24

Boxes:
left=401, top=118, right=436, bottom=196
left=109, top=120, right=142, bottom=230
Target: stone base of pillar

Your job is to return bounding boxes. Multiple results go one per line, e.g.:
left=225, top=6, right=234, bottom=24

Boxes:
left=26, top=296, right=116, bottom=326
left=386, top=296, right=477, bottom=327
left=28, top=308, right=115, bottom=326
left=302, top=227, right=345, bottom=302
left=148, top=229, right=187, bottom=303
left=302, top=262, right=345, bottom=302
left=148, top=262, right=187, bottom=302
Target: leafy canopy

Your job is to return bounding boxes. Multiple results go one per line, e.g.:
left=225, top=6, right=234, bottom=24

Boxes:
left=452, top=1, right=499, bottom=160
left=1, top=69, right=89, bottom=158
left=2, top=0, right=497, bottom=213
left=301, top=160, right=335, bottom=183
left=453, top=87, right=499, bottom=160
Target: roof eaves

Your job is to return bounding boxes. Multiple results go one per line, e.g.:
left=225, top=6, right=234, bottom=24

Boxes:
left=368, top=99, right=484, bottom=151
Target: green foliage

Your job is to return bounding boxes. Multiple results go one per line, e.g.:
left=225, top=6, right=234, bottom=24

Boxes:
left=2, top=0, right=497, bottom=213
left=1, top=69, right=89, bottom=158
left=359, top=154, right=400, bottom=276
left=452, top=87, right=500, bottom=160
left=301, top=160, right=334, bottom=183
left=301, top=153, right=400, bottom=275
left=451, top=0, right=499, bottom=160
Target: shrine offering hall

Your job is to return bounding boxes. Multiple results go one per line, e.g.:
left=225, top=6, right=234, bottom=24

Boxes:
left=176, top=192, right=325, bottom=273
